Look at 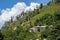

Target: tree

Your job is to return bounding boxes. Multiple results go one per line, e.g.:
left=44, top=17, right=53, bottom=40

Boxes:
left=52, top=0, right=60, bottom=3
left=40, top=26, right=51, bottom=40
left=47, top=1, right=51, bottom=5
left=34, top=19, right=41, bottom=26
left=11, top=16, right=13, bottom=22
left=55, top=0, right=60, bottom=3
left=26, top=16, right=30, bottom=21
left=54, top=11, right=60, bottom=20
left=29, top=21, right=33, bottom=28
left=0, top=30, right=4, bottom=40
left=47, top=24, right=60, bottom=40
left=52, top=0, right=54, bottom=2
left=16, top=16, right=19, bottom=20
left=21, top=11, right=26, bottom=16
left=40, top=3, right=43, bottom=9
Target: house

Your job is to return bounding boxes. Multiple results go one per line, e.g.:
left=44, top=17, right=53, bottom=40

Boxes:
left=40, top=26, right=46, bottom=30
left=29, top=26, right=46, bottom=32
left=29, top=27, right=37, bottom=32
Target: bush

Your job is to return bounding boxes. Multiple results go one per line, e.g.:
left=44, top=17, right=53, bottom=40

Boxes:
left=0, top=30, right=4, bottom=40
left=54, top=11, right=60, bottom=20
left=47, top=1, right=51, bottom=5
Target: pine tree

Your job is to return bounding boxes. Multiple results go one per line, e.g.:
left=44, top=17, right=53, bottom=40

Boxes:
left=11, top=16, right=13, bottom=22
left=40, top=3, right=43, bottom=9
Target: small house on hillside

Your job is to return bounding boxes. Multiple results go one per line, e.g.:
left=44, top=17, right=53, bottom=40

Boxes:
left=29, top=27, right=37, bottom=32
left=29, top=26, right=46, bottom=32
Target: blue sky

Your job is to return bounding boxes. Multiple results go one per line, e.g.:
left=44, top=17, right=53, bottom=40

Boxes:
left=0, top=0, right=51, bottom=10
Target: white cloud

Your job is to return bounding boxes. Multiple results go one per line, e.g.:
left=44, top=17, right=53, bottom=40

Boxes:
left=0, top=2, right=40, bottom=29
left=24, top=2, right=40, bottom=12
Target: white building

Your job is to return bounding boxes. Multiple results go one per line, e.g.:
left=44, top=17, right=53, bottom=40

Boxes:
left=29, top=27, right=37, bottom=32
left=29, top=26, right=46, bottom=32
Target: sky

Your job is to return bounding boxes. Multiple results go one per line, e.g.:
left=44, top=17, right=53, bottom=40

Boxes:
left=0, top=0, right=51, bottom=10
left=0, top=0, right=51, bottom=29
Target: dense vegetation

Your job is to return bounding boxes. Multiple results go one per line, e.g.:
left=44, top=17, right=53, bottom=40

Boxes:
left=0, top=0, right=60, bottom=40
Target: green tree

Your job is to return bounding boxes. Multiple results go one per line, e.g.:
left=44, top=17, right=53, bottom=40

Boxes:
left=47, top=1, right=51, bottom=5
left=54, top=11, right=60, bottom=20
left=11, top=16, right=13, bottom=22
left=0, top=30, right=4, bottom=40
left=40, top=3, right=43, bottom=9
left=40, top=26, right=51, bottom=40
left=52, top=0, right=60, bottom=3
left=47, top=24, right=60, bottom=40
left=34, top=19, right=40, bottom=26
left=26, top=16, right=30, bottom=21
left=55, top=0, right=60, bottom=3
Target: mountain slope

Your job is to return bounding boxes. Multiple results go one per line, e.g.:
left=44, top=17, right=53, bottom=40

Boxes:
left=1, top=2, right=60, bottom=40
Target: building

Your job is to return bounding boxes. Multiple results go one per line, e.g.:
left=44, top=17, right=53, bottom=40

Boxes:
left=29, top=26, right=46, bottom=32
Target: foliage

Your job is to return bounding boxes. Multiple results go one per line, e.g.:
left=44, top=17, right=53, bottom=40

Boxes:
left=0, top=30, right=4, bottom=40
left=47, top=24, right=60, bottom=40
left=54, top=0, right=60, bottom=3
left=40, top=3, right=43, bottom=9
left=1, top=2, right=60, bottom=40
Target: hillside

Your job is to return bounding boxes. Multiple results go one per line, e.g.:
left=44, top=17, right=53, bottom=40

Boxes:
left=1, top=1, right=60, bottom=40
